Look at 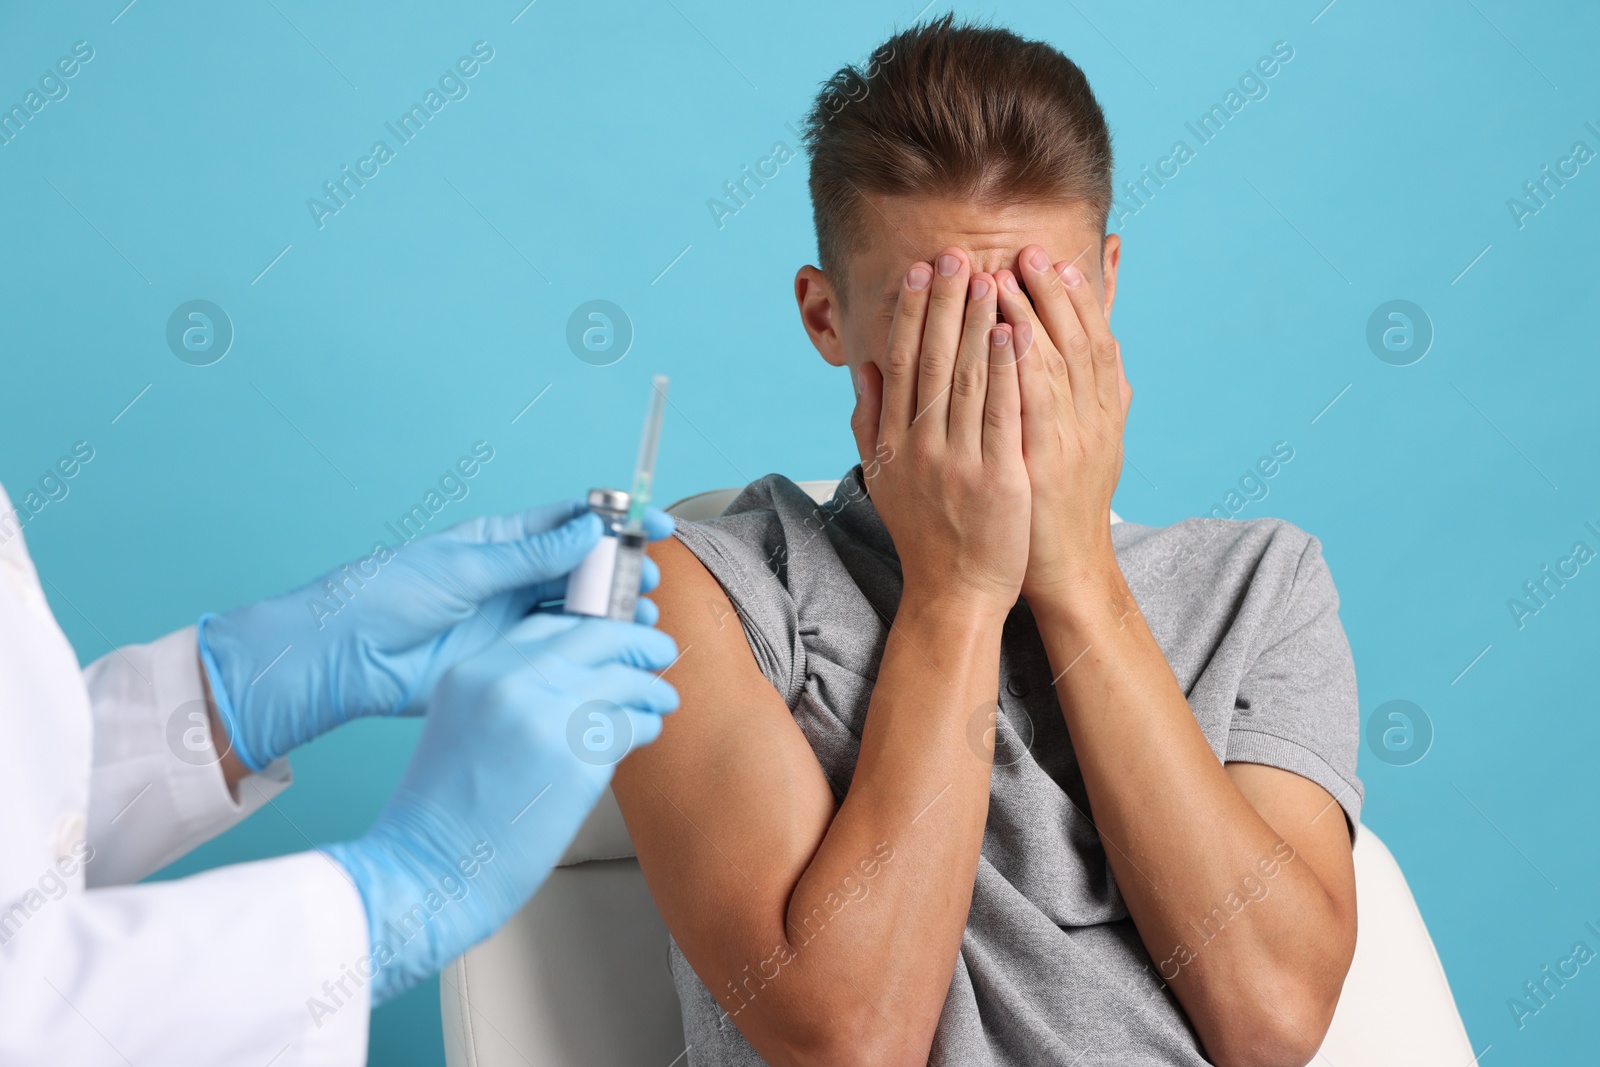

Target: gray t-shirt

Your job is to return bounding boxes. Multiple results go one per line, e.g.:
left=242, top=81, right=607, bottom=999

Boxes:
left=668, top=467, right=1363, bottom=1066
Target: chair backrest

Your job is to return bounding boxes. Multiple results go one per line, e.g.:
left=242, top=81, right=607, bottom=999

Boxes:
left=441, top=483, right=1476, bottom=1066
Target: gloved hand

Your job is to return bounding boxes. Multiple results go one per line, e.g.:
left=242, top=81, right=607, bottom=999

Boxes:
left=197, top=500, right=674, bottom=771
left=319, top=612, right=679, bottom=1005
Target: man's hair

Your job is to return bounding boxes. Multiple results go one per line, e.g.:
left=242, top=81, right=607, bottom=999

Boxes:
left=800, top=15, right=1114, bottom=299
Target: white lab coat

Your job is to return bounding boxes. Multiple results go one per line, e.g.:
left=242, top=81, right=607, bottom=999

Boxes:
left=0, top=482, right=370, bottom=1066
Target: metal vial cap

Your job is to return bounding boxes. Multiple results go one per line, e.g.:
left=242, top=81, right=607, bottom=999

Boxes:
left=586, top=487, right=631, bottom=516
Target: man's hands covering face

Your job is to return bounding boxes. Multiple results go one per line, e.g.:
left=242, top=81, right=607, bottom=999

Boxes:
left=1000, top=244, right=1132, bottom=605
left=850, top=244, right=1130, bottom=619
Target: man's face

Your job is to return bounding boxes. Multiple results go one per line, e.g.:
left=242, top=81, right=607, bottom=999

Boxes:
left=795, top=195, right=1122, bottom=376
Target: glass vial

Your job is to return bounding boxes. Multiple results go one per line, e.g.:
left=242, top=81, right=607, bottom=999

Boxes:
left=564, top=488, right=642, bottom=621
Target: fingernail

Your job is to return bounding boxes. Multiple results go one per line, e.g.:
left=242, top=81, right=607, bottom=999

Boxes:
left=907, top=264, right=932, bottom=291
left=969, top=275, right=990, bottom=300
left=1000, top=271, right=1021, bottom=294
left=1029, top=248, right=1050, bottom=272
left=1061, top=263, right=1084, bottom=288
left=851, top=366, right=862, bottom=396
left=991, top=327, right=1009, bottom=348
left=937, top=252, right=961, bottom=277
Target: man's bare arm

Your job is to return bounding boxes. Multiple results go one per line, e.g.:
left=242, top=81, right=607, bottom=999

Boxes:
left=615, top=249, right=1034, bottom=1067
left=613, top=537, right=1000, bottom=1067
left=996, top=246, right=1357, bottom=1067
left=1033, top=583, right=1356, bottom=1067
left=1030, top=579, right=1356, bottom=1062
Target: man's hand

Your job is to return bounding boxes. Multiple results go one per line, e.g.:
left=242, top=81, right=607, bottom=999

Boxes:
left=615, top=247, right=1035, bottom=1067
left=993, top=244, right=1132, bottom=610
left=197, top=500, right=673, bottom=772
left=851, top=249, right=1032, bottom=621
left=1000, top=245, right=1357, bottom=1064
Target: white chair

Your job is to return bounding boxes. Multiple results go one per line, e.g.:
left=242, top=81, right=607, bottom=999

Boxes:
left=442, top=482, right=1477, bottom=1067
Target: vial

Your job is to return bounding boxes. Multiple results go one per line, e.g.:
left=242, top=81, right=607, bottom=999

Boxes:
left=564, top=488, right=646, bottom=621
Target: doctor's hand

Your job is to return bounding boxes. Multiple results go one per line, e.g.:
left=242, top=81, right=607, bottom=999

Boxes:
left=197, top=499, right=674, bottom=772
left=320, top=612, right=678, bottom=1006
left=994, top=246, right=1131, bottom=609
left=852, top=248, right=1032, bottom=622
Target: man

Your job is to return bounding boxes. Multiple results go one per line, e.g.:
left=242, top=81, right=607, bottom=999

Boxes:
left=0, top=491, right=677, bottom=1064
left=613, top=16, right=1361, bottom=1067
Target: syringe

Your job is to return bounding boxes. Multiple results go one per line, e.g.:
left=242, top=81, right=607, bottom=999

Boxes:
left=563, top=376, right=670, bottom=622
left=624, top=375, right=669, bottom=530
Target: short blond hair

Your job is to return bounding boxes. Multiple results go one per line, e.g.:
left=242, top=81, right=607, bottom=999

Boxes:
left=801, top=15, right=1114, bottom=297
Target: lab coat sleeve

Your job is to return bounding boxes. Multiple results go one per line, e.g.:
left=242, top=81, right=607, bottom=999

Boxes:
left=82, top=625, right=296, bottom=887
left=0, top=849, right=371, bottom=1067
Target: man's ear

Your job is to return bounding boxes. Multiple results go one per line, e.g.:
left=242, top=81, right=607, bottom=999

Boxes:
left=1101, top=233, right=1122, bottom=324
left=795, top=265, right=849, bottom=368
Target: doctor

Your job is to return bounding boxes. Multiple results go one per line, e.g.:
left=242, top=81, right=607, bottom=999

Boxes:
left=0, top=483, right=679, bottom=1065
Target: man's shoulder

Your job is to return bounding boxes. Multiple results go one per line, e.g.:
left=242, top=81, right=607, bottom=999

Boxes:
left=673, top=471, right=863, bottom=568
left=716, top=472, right=843, bottom=521
left=671, top=473, right=819, bottom=529
left=1114, top=513, right=1319, bottom=554
left=1114, top=514, right=1327, bottom=601
left=667, top=470, right=833, bottom=597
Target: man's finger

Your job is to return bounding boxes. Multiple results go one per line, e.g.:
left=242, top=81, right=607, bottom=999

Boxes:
left=915, top=248, right=971, bottom=436
left=879, top=262, right=933, bottom=433
left=985, top=268, right=1027, bottom=463
left=849, top=360, right=885, bottom=474
left=947, top=271, right=999, bottom=455
left=981, top=321, right=1022, bottom=465
left=1015, top=319, right=1062, bottom=461
left=1018, top=247, right=1097, bottom=424
left=1116, top=340, right=1133, bottom=419
left=1046, top=250, right=1121, bottom=417
left=997, top=271, right=1068, bottom=457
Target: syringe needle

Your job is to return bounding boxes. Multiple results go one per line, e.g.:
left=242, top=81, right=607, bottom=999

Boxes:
left=627, top=375, right=669, bottom=528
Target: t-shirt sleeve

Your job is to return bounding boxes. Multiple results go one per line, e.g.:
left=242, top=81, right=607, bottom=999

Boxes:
left=1225, top=533, right=1365, bottom=841
left=670, top=500, right=807, bottom=708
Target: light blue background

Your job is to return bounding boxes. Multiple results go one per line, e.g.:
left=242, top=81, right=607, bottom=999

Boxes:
left=3, top=0, right=1596, bottom=1062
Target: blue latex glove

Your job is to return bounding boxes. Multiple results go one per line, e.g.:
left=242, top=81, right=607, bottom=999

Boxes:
left=320, top=612, right=679, bottom=1005
left=197, top=500, right=674, bottom=770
